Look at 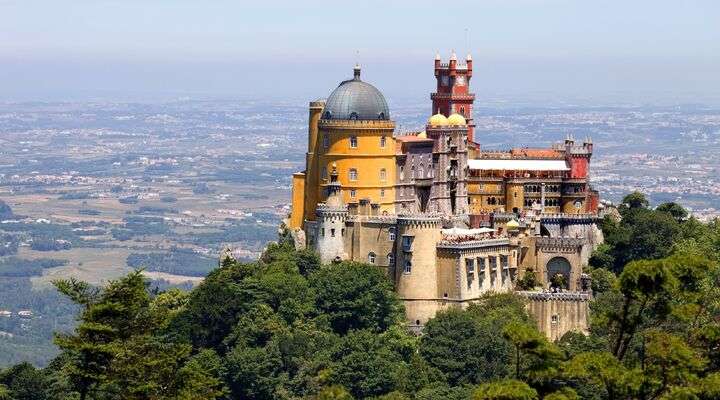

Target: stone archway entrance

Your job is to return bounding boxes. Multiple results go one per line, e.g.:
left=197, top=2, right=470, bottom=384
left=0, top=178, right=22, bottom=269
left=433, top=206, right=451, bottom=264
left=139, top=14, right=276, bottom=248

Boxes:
left=546, top=257, right=571, bottom=289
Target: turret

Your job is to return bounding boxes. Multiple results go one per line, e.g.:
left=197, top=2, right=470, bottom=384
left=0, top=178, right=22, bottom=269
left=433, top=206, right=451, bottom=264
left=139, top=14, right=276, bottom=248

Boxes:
left=431, top=51, right=476, bottom=143
left=314, top=163, right=348, bottom=263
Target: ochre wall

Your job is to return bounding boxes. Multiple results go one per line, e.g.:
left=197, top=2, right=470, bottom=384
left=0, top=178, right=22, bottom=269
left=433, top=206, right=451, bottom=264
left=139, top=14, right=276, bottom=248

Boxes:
left=316, top=121, right=396, bottom=214
left=303, top=103, right=324, bottom=221
left=505, top=182, right=524, bottom=212
left=289, top=172, right=305, bottom=229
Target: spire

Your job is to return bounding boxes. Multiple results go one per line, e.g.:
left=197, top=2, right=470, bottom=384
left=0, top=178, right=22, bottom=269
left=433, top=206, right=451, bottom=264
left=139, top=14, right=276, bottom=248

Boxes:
left=466, top=53, right=472, bottom=61
left=435, top=51, right=441, bottom=60
left=450, top=50, right=457, bottom=61
left=353, top=63, right=361, bottom=80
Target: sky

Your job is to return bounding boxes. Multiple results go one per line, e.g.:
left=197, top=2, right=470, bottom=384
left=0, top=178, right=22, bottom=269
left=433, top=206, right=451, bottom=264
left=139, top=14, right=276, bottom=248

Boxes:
left=1, top=0, right=719, bottom=105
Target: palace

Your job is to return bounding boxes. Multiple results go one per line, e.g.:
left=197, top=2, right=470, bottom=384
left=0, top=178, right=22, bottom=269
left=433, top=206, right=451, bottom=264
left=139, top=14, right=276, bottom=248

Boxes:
left=287, top=53, right=603, bottom=340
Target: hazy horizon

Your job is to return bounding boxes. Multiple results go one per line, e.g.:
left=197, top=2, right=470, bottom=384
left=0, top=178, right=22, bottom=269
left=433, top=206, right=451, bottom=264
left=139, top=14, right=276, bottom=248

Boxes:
left=2, top=0, right=719, bottom=105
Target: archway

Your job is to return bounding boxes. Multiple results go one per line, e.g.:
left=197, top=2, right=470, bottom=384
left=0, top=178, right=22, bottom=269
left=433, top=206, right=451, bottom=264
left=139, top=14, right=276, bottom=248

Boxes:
left=546, top=257, right=571, bottom=289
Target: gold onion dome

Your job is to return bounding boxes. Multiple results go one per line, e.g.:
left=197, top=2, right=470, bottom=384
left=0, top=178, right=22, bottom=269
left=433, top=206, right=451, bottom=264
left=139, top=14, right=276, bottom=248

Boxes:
left=447, top=113, right=467, bottom=125
left=428, top=113, right=449, bottom=126
left=506, top=219, right=520, bottom=229
left=417, top=131, right=427, bottom=138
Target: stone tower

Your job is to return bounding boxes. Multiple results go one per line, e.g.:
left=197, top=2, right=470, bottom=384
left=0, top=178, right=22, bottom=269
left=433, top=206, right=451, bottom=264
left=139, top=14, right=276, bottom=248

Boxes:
left=426, top=114, right=469, bottom=218
left=314, top=164, right=348, bottom=263
left=432, top=52, right=476, bottom=143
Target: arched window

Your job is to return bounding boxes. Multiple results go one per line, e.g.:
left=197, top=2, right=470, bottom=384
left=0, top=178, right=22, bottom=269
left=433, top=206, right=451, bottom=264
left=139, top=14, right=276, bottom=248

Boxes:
left=380, top=168, right=387, bottom=181
left=349, top=136, right=358, bottom=148
left=368, top=252, right=376, bottom=264
left=378, top=112, right=385, bottom=120
left=323, top=134, right=329, bottom=149
left=349, top=168, right=358, bottom=181
left=404, top=260, right=412, bottom=274
left=349, top=112, right=358, bottom=120
left=380, top=188, right=385, bottom=198
left=460, top=106, right=465, bottom=116
left=321, top=167, right=328, bottom=180
left=419, top=164, right=424, bottom=178
left=387, top=253, right=394, bottom=266
left=380, top=136, right=386, bottom=148
left=388, top=227, right=396, bottom=241
left=411, top=166, right=416, bottom=179
left=323, top=111, right=332, bottom=119
left=400, top=166, right=404, bottom=180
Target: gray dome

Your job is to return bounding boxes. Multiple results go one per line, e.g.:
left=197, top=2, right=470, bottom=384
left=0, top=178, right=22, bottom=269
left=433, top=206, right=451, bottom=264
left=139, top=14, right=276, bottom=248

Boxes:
left=322, top=66, right=390, bottom=121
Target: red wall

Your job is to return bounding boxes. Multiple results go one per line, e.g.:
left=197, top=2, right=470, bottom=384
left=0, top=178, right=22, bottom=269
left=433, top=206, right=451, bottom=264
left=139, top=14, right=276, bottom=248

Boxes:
left=569, top=157, right=588, bottom=179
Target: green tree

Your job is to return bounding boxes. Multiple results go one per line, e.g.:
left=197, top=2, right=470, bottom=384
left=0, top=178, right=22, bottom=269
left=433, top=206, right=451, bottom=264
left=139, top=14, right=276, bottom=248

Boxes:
left=503, top=322, right=561, bottom=383
left=543, top=388, right=580, bottom=400
left=621, top=192, right=649, bottom=211
left=473, top=379, right=538, bottom=400
left=313, top=386, right=354, bottom=400
left=328, top=329, right=410, bottom=399
left=309, top=262, right=403, bottom=335
left=656, top=202, right=688, bottom=223
left=420, top=308, right=494, bottom=386
left=53, top=271, right=224, bottom=400
left=516, top=268, right=539, bottom=291
left=564, top=351, right=641, bottom=400
left=0, top=362, right=49, bottom=400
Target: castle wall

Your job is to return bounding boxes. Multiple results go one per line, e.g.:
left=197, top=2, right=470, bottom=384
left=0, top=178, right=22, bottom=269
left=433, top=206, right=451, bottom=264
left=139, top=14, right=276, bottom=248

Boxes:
left=520, top=291, right=590, bottom=341
left=346, top=217, right=396, bottom=270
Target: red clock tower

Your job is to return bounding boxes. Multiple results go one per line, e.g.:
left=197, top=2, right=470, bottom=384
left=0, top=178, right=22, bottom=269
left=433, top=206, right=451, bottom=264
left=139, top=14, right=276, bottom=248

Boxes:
left=431, top=52, right=476, bottom=143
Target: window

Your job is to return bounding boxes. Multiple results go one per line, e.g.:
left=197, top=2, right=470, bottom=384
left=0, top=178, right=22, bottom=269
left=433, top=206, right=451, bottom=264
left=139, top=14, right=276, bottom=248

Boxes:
left=321, top=228, right=325, bottom=237
left=404, top=260, right=412, bottom=274
left=402, top=236, right=413, bottom=251
left=349, top=168, right=358, bottom=181
left=400, top=166, right=404, bottom=180
left=321, top=167, right=328, bottom=180
left=380, top=188, right=385, bottom=198
left=388, top=227, right=396, bottom=241
left=330, top=228, right=335, bottom=237
left=460, top=106, right=465, bottom=116
left=477, top=257, right=485, bottom=286
left=411, top=166, right=416, bottom=179
left=368, top=252, right=376, bottom=264
left=350, top=136, right=358, bottom=148
left=387, top=253, right=394, bottom=266
left=551, top=315, right=559, bottom=324
left=380, top=168, right=387, bottom=181
left=380, top=136, right=386, bottom=148
left=341, top=228, right=345, bottom=236
left=466, top=258, right=475, bottom=289
left=323, top=134, right=329, bottom=149
left=350, top=189, right=356, bottom=198
left=466, top=258, right=475, bottom=274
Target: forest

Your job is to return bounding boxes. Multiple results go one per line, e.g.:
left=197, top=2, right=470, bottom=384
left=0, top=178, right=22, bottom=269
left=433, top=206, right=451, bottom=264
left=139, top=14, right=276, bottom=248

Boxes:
left=1, top=192, right=720, bottom=400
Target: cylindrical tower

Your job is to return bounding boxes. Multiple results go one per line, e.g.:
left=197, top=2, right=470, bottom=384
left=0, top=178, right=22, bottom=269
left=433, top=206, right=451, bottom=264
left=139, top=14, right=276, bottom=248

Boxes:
left=315, top=66, right=396, bottom=215
left=395, top=216, right=442, bottom=325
